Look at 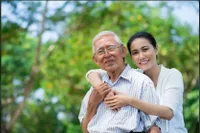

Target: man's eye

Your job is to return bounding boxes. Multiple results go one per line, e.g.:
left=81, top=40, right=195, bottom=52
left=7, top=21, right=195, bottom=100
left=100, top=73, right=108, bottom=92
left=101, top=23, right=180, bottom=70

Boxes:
left=97, top=50, right=104, bottom=54
left=107, top=46, right=115, bottom=51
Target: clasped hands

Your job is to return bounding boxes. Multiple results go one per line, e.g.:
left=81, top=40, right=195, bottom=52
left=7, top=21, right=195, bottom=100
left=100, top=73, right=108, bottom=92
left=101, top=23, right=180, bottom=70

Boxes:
left=89, top=82, right=131, bottom=111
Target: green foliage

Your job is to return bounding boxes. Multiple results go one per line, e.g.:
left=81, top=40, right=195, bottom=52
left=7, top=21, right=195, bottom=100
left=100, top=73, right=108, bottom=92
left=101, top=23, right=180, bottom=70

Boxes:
left=1, top=1, right=199, bottom=133
left=183, top=86, right=199, bottom=132
left=2, top=21, right=36, bottom=96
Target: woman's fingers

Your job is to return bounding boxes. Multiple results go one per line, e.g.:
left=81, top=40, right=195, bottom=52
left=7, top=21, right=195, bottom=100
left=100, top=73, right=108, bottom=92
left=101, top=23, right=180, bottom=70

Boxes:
left=113, top=90, right=120, bottom=95
left=111, top=105, right=120, bottom=110
left=104, top=95, right=116, bottom=101
left=106, top=102, right=118, bottom=108
left=104, top=99, right=117, bottom=105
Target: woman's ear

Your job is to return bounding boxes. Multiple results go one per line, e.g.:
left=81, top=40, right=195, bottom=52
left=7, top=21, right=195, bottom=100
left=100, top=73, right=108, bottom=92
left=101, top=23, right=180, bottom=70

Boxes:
left=155, top=45, right=158, bottom=55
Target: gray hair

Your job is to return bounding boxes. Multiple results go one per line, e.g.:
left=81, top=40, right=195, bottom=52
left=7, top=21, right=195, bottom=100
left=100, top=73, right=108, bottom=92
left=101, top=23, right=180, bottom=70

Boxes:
left=92, top=31, right=123, bottom=53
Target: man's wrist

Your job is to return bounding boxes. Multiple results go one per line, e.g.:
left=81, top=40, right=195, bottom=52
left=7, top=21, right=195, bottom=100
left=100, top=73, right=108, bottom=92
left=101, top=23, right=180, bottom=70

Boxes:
left=88, top=100, right=98, bottom=109
left=148, top=125, right=161, bottom=133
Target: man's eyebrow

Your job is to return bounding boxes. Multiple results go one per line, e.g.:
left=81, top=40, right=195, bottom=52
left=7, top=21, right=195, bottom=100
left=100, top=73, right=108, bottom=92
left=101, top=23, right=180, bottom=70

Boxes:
left=96, top=47, right=104, bottom=51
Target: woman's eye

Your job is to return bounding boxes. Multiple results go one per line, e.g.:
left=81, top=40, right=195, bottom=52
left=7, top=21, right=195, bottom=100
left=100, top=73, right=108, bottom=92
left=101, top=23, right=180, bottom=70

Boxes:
left=131, top=52, right=138, bottom=55
left=143, top=48, right=149, bottom=51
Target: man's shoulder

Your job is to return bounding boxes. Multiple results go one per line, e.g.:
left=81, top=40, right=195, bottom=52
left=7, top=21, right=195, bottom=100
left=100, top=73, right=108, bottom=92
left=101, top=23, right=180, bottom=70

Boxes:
left=127, top=68, right=152, bottom=82
left=128, top=68, right=147, bottom=77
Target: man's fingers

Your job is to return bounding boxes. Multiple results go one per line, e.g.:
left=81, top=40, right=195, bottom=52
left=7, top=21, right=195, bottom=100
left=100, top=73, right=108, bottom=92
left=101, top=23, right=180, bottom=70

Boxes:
left=99, top=82, right=108, bottom=88
left=94, top=82, right=107, bottom=90
left=102, top=88, right=111, bottom=96
left=101, top=83, right=110, bottom=91
left=95, top=83, right=110, bottom=94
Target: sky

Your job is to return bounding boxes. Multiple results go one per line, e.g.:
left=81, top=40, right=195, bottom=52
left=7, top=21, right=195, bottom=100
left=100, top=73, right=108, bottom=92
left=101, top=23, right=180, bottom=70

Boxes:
left=47, top=1, right=199, bottom=43
left=147, top=1, right=199, bottom=33
left=2, top=1, right=199, bottom=44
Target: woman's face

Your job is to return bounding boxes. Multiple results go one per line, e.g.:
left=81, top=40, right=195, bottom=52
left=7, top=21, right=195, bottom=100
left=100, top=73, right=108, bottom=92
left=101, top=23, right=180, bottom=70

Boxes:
left=130, top=37, right=158, bottom=72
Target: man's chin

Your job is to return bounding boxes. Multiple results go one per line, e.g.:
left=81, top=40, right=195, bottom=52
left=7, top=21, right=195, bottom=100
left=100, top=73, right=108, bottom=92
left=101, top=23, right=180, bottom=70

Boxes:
left=104, top=66, right=116, bottom=72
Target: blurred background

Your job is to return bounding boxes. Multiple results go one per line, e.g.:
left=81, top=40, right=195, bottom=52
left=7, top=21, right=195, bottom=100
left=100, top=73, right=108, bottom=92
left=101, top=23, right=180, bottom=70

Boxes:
left=1, top=1, right=199, bottom=133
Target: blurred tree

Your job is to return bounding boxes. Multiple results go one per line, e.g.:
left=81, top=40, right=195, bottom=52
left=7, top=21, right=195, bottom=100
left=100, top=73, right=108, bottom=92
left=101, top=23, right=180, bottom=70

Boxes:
left=1, top=1, right=199, bottom=133
left=2, top=1, right=51, bottom=132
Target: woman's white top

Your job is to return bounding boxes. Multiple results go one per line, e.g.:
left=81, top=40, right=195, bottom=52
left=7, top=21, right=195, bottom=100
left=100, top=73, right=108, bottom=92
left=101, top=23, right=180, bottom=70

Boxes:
left=152, top=65, right=187, bottom=133
left=86, top=64, right=188, bottom=133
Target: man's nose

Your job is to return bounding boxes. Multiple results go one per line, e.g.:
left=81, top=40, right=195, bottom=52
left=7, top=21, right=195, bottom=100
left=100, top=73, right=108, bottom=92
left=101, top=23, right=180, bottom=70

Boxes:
left=104, top=49, right=111, bottom=57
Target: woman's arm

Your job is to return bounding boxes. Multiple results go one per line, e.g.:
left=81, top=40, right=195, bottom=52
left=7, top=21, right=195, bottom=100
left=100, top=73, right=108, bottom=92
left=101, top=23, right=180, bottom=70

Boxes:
left=129, top=96, right=173, bottom=120
left=87, top=72, right=103, bottom=87
left=104, top=91, right=173, bottom=120
left=87, top=70, right=173, bottom=120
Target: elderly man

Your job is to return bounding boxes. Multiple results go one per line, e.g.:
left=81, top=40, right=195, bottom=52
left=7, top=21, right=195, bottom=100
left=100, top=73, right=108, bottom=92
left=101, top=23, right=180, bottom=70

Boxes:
left=79, top=31, right=160, bottom=133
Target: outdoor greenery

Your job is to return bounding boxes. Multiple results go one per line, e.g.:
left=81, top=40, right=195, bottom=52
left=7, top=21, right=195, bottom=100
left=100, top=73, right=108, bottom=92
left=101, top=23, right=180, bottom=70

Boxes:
left=1, top=1, right=199, bottom=133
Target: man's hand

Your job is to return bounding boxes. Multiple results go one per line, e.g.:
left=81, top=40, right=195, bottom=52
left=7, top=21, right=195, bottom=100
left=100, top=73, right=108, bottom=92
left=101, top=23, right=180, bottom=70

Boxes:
left=88, top=82, right=112, bottom=107
left=148, top=125, right=161, bottom=133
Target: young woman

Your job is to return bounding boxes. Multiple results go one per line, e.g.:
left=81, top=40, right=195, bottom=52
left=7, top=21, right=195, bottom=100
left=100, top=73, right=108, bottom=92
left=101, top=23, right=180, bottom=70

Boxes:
left=86, top=32, right=187, bottom=133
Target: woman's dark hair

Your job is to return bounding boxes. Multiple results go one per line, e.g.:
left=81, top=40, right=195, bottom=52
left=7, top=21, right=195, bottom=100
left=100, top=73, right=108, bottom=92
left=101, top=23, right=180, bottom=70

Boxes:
left=127, top=31, right=157, bottom=55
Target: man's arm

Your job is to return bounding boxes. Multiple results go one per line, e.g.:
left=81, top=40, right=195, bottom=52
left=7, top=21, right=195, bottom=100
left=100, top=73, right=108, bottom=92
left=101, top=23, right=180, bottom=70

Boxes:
left=81, top=102, right=98, bottom=133
left=81, top=83, right=111, bottom=133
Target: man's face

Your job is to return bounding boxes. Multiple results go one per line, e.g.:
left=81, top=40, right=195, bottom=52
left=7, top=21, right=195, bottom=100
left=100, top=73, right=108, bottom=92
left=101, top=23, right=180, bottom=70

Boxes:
left=92, top=34, right=126, bottom=72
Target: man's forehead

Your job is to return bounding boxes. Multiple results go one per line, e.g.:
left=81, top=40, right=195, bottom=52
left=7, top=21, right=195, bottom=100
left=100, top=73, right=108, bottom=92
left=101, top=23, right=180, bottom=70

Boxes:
left=95, top=34, right=114, bottom=42
left=94, top=35, right=117, bottom=47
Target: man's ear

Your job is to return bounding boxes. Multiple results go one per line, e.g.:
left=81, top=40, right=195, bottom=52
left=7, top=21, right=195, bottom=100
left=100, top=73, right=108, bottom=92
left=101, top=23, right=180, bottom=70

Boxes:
left=92, top=56, right=98, bottom=65
left=121, top=46, right=127, bottom=57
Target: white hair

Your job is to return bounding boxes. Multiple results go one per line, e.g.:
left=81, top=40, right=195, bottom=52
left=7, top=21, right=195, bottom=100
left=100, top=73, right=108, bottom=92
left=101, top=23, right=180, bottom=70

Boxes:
left=92, top=31, right=123, bottom=53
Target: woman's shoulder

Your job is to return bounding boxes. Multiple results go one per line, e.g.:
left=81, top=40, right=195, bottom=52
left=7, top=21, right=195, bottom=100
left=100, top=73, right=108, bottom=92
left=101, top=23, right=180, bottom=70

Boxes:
left=159, top=65, right=184, bottom=91
left=161, top=65, right=182, bottom=77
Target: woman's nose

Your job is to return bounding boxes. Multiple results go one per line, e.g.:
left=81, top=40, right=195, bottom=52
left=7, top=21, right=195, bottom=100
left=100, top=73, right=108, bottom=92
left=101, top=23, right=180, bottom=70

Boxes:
left=138, top=52, right=145, bottom=59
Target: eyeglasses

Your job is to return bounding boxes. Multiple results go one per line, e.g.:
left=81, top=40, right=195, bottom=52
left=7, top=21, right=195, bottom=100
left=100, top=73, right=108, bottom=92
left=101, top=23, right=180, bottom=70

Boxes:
left=94, top=44, right=122, bottom=57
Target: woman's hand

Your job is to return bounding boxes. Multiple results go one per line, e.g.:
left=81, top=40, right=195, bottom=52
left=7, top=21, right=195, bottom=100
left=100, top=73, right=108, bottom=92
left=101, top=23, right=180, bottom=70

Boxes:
left=104, top=90, right=131, bottom=110
left=104, top=90, right=120, bottom=111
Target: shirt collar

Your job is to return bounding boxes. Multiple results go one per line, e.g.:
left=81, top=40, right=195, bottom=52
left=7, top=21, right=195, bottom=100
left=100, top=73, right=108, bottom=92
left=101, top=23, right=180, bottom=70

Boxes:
left=102, top=64, right=132, bottom=84
left=119, top=64, right=132, bottom=82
